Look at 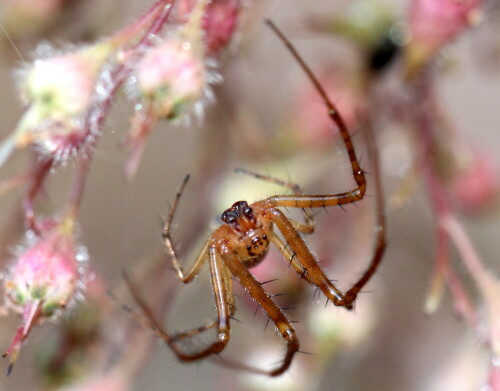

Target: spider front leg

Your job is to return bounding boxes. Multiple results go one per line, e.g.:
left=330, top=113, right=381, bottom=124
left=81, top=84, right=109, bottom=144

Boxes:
left=263, top=21, right=386, bottom=308
left=265, top=20, right=367, bottom=212
left=267, top=207, right=350, bottom=308
left=162, top=174, right=210, bottom=283
left=234, top=167, right=315, bottom=233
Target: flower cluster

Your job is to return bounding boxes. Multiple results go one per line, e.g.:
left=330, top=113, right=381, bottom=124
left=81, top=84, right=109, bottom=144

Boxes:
left=3, top=216, right=83, bottom=375
left=0, top=0, right=241, bottom=380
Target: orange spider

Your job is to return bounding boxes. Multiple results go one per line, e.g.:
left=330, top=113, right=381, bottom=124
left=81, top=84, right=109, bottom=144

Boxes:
left=125, top=20, right=386, bottom=376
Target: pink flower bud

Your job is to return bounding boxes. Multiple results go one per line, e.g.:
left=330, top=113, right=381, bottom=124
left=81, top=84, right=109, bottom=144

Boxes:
left=123, top=36, right=208, bottom=179
left=0, top=43, right=113, bottom=166
left=406, top=0, right=483, bottom=74
left=177, top=0, right=241, bottom=55
left=136, top=38, right=206, bottom=119
left=3, top=217, right=85, bottom=375
left=5, top=224, right=79, bottom=314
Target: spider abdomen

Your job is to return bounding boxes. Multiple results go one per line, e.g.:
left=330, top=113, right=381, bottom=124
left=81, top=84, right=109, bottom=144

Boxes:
left=241, top=233, right=269, bottom=268
left=240, top=231, right=270, bottom=268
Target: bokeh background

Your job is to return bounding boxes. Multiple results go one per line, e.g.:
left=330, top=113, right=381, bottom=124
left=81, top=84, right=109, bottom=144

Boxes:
left=0, top=1, right=499, bottom=390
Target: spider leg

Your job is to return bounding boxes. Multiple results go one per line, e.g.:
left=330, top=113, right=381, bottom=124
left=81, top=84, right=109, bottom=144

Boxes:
left=171, top=263, right=235, bottom=341
left=235, top=167, right=314, bottom=233
left=165, top=236, right=211, bottom=283
left=268, top=207, right=351, bottom=308
left=342, top=119, right=387, bottom=305
left=126, top=245, right=234, bottom=361
left=265, top=20, right=366, bottom=210
left=263, top=21, right=387, bottom=309
left=270, top=229, right=326, bottom=281
left=169, top=321, right=217, bottom=341
left=220, top=250, right=299, bottom=376
left=162, top=175, right=212, bottom=282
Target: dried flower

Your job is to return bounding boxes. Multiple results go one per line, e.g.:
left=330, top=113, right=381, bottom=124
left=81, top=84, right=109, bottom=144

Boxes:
left=2, top=217, right=84, bottom=375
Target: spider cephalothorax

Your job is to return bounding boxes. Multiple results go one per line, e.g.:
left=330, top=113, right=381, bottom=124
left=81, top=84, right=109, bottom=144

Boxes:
left=221, top=200, right=255, bottom=227
left=220, top=201, right=271, bottom=266
left=126, top=20, right=386, bottom=377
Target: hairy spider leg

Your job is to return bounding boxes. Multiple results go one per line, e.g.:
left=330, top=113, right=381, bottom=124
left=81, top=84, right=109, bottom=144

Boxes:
left=169, top=254, right=235, bottom=346
left=267, top=207, right=349, bottom=307
left=163, top=175, right=235, bottom=350
left=219, top=249, right=299, bottom=376
left=234, top=167, right=315, bottom=233
left=162, top=175, right=210, bottom=283
left=126, top=246, right=235, bottom=360
left=265, top=20, right=366, bottom=211
left=268, top=224, right=337, bottom=291
left=263, top=20, right=386, bottom=307
left=344, top=118, right=386, bottom=304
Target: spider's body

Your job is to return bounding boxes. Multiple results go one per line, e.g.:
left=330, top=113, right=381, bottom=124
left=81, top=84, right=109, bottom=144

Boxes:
left=218, top=201, right=271, bottom=267
left=126, top=20, right=386, bottom=377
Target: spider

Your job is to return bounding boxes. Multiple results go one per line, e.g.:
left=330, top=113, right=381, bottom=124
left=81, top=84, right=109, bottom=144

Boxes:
left=125, top=20, right=386, bottom=377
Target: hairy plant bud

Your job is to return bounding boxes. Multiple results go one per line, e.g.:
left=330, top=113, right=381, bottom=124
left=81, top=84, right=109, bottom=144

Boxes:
left=137, top=38, right=206, bottom=120
left=2, top=217, right=85, bottom=375
left=177, top=0, right=241, bottom=55
left=124, top=35, right=207, bottom=179
left=122, top=0, right=214, bottom=180
left=0, top=42, right=113, bottom=166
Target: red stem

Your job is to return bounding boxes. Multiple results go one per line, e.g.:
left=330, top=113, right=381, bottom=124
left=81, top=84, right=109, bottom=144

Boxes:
left=413, top=73, right=479, bottom=325
left=67, top=0, right=177, bottom=217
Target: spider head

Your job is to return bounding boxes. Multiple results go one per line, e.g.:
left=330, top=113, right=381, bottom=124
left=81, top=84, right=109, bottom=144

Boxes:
left=222, top=201, right=270, bottom=265
left=221, top=201, right=255, bottom=228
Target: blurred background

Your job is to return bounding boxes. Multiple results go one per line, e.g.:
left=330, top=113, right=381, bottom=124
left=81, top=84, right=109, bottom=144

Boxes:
left=0, top=0, right=499, bottom=390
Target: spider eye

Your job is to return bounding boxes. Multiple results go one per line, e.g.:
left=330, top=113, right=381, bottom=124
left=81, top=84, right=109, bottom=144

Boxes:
left=232, top=200, right=248, bottom=209
left=243, top=207, right=253, bottom=219
left=221, top=210, right=237, bottom=224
